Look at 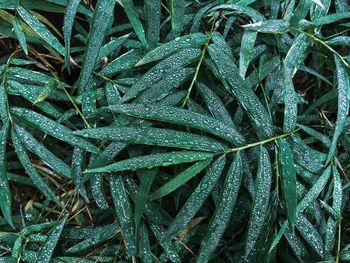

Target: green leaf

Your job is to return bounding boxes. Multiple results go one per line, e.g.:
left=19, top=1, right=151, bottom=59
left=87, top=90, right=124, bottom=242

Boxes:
left=63, top=0, right=80, bottom=71
left=14, top=124, right=72, bottom=179
left=196, top=153, right=243, bottom=263
left=163, top=155, right=226, bottom=241
left=245, top=147, right=272, bottom=256
left=35, top=216, right=67, bottom=263
left=170, top=0, right=186, bottom=37
left=74, top=126, right=228, bottom=152
left=86, top=151, right=213, bottom=173
left=239, top=30, right=257, bottom=78
left=0, top=121, right=13, bottom=228
left=33, top=78, right=58, bottom=104
left=151, top=224, right=181, bottom=263
left=295, top=214, right=324, bottom=257
left=134, top=168, right=156, bottom=232
left=278, top=139, right=297, bottom=230
left=120, top=0, right=147, bottom=47
left=11, top=128, right=62, bottom=207
left=208, top=42, right=274, bottom=138
left=100, top=49, right=143, bottom=76
left=197, top=82, right=236, bottom=128
left=145, top=0, right=161, bottom=50
left=12, top=18, right=28, bottom=55
left=71, top=147, right=88, bottom=202
left=326, top=36, right=350, bottom=46
left=109, top=175, right=137, bottom=256
left=136, top=33, right=208, bottom=66
left=243, top=19, right=290, bottom=33
left=138, top=224, right=153, bottom=263
left=11, top=107, right=98, bottom=152
left=325, top=166, right=343, bottom=255
left=326, top=55, right=350, bottom=164
left=16, top=6, right=64, bottom=55
left=150, top=158, right=212, bottom=200
left=283, top=33, right=312, bottom=133
left=77, top=0, right=116, bottom=93
left=122, top=48, right=201, bottom=102
left=312, top=11, right=350, bottom=26
left=296, top=124, right=331, bottom=147
left=66, top=223, right=119, bottom=252
left=109, top=103, right=245, bottom=145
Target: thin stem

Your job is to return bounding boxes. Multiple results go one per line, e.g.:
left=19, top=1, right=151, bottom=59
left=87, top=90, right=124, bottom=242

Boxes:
left=181, top=19, right=217, bottom=107
left=336, top=221, right=341, bottom=263
left=292, top=27, right=350, bottom=68
left=223, top=129, right=299, bottom=154
left=274, top=145, right=280, bottom=196
left=62, top=87, right=91, bottom=128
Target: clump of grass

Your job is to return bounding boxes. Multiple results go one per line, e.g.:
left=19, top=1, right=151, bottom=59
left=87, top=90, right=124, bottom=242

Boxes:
left=0, top=0, right=350, bottom=262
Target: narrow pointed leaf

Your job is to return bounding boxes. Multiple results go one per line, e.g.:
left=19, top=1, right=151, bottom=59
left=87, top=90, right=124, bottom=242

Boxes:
left=196, top=153, right=243, bottom=263
left=239, top=30, right=257, bottom=78
left=136, top=33, right=208, bottom=66
left=163, top=155, right=226, bottom=241
left=122, top=48, right=201, bottom=102
left=170, top=0, right=185, bottom=37
left=77, top=0, right=116, bottom=92
left=150, top=158, right=212, bottom=200
left=0, top=122, right=13, bottom=227
left=208, top=42, right=274, bottom=138
left=11, top=129, right=62, bottom=207
left=16, top=6, right=64, bottom=55
left=278, top=139, right=297, bottom=230
left=35, top=216, right=67, bottom=263
left=245, top=147, right=272, bottom=256
left=11, top=107, right=98, bottom=152
left=283, top=34, right=312, bottom=132
left=86, top=151, right=213, bottom=173
left=242, top=19, right=290, bottom=33
left=326, top=55, right=350, bottom=164
left=74, top=126, right=228, bottom=152
left=14, top=124, right=72, bottom=179
left=120, top=0, right=147, bottom=47
left=109, top=103, right=245, bottom=145
left=12, top=18, right=28, bottom=55
left=110, top=175, right=137, bottom=256
left=145, top=0, right=161, bottom=50
left=325, top=166, right=343, bottom=255
left=63, top=0, right=80, bottom=71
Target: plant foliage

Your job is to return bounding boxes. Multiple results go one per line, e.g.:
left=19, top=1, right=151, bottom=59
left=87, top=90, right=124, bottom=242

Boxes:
left=0, top=0, right=350, bottom=262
